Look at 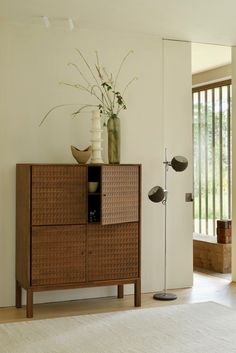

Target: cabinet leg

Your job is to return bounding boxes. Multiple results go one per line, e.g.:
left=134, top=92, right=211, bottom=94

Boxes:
left=117, top=285, right=124, bottom=299
left=26, top=289, right=33, bottom=318
left=15, top=280, right=22, bottom=308
left=134, top=279, right=141, bottom=307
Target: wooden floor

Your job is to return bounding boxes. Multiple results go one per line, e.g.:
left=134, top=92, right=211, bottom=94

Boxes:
left=0, top=271, right=235, bottom=323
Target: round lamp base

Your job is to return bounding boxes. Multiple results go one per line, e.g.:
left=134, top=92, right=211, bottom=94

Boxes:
left=153, top=292, right=177, bottom=301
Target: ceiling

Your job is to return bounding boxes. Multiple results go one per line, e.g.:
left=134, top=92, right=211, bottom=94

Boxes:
left=192, top=43, right=231, bottom=74
left=1, top=0, right=236, bottom=46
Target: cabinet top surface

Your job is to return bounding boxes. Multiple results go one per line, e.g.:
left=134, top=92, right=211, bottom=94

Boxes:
left=16, top=163, right=141, bottom=167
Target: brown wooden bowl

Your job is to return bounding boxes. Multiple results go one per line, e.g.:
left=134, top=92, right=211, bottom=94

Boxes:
left=71, top=145, right=92, bottom=164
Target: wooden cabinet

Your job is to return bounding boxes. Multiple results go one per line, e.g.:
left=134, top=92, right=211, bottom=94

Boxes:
left=16, top=164, right=141, bottom=317
left=87, top=223, right=139, bottom=281
left=31, top=165, right=87, bottom=225
left=31, top=225, right=86, bottom=286
left=101, top=166, right=139, bottom=225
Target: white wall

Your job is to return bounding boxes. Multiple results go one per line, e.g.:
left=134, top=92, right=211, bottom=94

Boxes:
left=164, top=40, right=193, bottom=288
left=0, top=20, right=192, bottom=307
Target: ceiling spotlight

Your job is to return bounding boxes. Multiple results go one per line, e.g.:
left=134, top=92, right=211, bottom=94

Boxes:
left=68, top=18, right=74, bottom=30
left=42, top=16, right=50, bottom=28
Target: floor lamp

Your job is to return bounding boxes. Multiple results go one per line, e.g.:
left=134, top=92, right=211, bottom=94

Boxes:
left=148, top=149, right=188, bottom=301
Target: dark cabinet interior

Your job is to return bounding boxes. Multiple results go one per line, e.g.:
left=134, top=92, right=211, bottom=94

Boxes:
left=88, top=165, right=101, bottom=223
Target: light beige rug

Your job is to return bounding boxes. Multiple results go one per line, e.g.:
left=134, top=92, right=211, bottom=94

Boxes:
left=1, top=302, right=236, bottom=353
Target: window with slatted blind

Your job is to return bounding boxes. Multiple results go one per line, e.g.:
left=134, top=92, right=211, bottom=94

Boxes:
left=192, top=80, right=232, bottom=236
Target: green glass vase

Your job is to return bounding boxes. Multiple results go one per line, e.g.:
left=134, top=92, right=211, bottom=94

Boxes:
left=107, top=114, right=120, bottom=164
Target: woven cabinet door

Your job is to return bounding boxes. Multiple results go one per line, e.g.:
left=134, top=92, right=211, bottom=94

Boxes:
left=87, top=223, right=139, bottom=281
left=31, top=226, right=86, bottom=286
left=32, top=165, right=87, bottom=225
left=101, top=165, right=139, bottom=225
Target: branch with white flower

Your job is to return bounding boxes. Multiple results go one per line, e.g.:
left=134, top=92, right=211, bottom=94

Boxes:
left=40, top=49, right=138, bottom=126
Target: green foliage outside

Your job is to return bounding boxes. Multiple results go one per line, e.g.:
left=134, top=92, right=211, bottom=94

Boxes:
left=193, top=87, right=232, bottom=234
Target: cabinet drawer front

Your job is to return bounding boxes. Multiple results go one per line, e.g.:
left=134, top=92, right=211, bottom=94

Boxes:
left=87, top=223, right=139, bottom=281
left=31, top=166, right=87, bottom=225
left=102, top=165, right=140, bottom=225
left=31, top=226, right=86, bottom=286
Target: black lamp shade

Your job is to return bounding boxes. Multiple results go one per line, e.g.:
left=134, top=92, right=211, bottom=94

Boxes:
left=171, top=156, right=188, bottom=172
left=148, top=186, right=165, bottom=203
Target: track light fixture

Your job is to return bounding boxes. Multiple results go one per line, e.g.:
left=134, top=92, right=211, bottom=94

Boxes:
left=42, top=16, right=50, bottom=28
left=68, top=18, right=74, bottom=31
left=41, top=17, right=76, bottom=30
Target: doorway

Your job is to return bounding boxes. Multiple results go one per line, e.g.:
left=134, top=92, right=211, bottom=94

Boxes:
left=191, top=43, right=232, bottom=280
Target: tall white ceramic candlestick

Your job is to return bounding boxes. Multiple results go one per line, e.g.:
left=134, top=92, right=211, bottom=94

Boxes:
left=90, top=110, right=104, bottom=164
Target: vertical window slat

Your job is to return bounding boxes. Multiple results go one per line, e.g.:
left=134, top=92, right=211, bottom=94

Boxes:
left=219, top=86, right=223, bottom=220
left=205, top=90, right=208, bottom=234
left=192, top=96, right=195, bottom=227
left=198, top=91, right=202, bottom=234
left=212, top=88, right=216, bottom=235
left=227, top=84, right=231, bottom=219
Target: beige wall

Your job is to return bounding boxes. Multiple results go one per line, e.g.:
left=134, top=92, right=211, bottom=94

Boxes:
left=192, top=64, right=231, bottom=86
left=0, top=21, right=192, bottom=307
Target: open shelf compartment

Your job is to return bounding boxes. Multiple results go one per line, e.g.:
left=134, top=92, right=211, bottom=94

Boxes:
left=87, top=166, right=101, bottom=223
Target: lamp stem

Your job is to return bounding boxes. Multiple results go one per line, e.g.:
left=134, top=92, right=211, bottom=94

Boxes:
left=153, top=147, right=179, bottom=301
left=164, top=148, right=167, bottom=294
